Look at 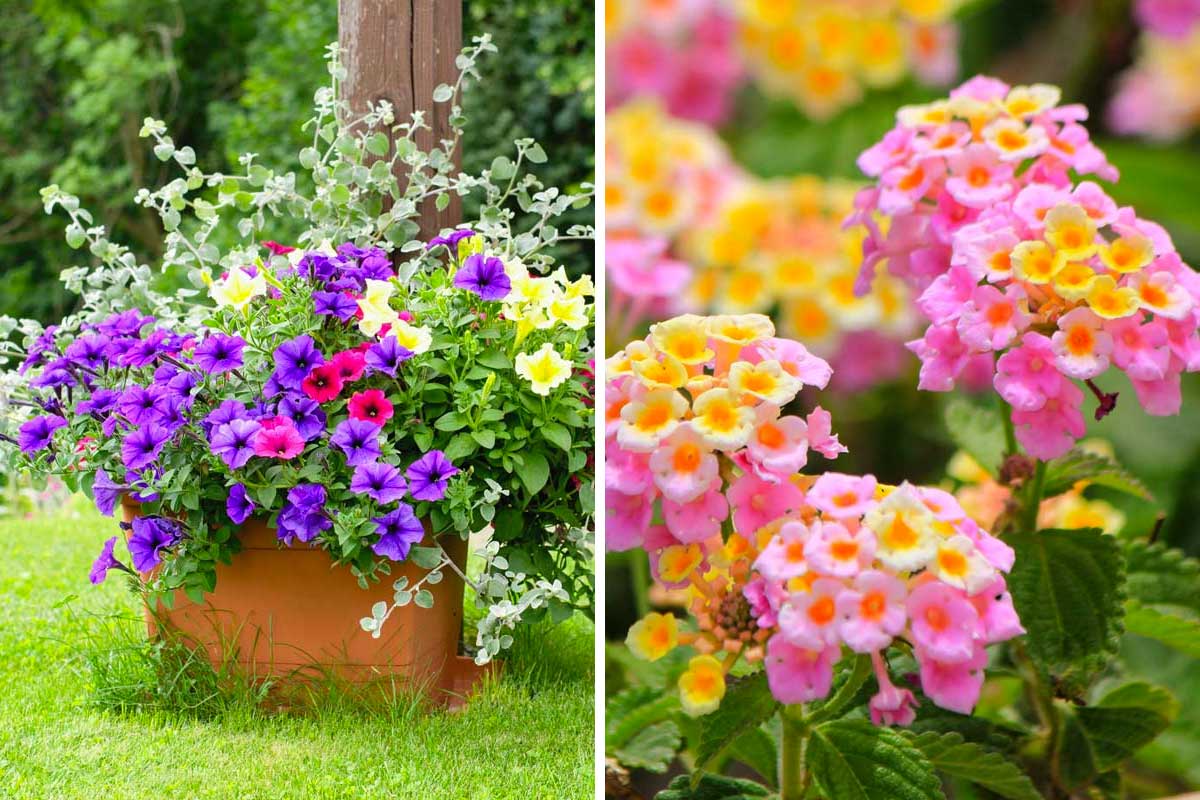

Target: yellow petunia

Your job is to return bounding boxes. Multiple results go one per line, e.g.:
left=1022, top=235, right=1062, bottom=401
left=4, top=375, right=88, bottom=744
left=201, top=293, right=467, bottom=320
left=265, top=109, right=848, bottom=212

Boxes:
left=210, top=267, right=268, bottom=312
left=515, top=342, right=572, bottom=396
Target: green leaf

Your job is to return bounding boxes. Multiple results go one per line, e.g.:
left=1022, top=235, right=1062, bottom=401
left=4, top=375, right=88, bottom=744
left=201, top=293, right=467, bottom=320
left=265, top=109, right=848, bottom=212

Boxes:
left=409, top=545, right=442, bottom=569
left=1123, top=601, right=1200, bottom=657
left=365, top=132, right=390, bottom=156
left=540, top=422, right=572, bottom=452
left=477, top=350, right=512, bottom=370
left=1042, top=448, right=1152, bottom=501
left=654, top=774, right=770, bottom=800
left=693, top=673, right=779, bottom=781
left=413, top=589, right=434, bottom=609
left=1006, top=528, right=1125, bottom=677
left=1124, top=540, right=1200, bottom=615
left=471, top=430, right=496, bottom=449
left=432, top=83, right=454, bottom=102
left=517, top=451, right=550, bottom=495
left=807, top=719, right=943, bottom=800
left=944, top=398, right=1006, bottom=476
left=434, top=411, right=468, bottom=431
left=1055, top=682, right=1179, bottom=790
left=524, top=143, right=548, bottom=164
left=726, top=727, right=778, bottom=788
left=614, top=721, right=682, bottom=773
left=606, top=686, right=681, bottom=749
left=905, top=731, right=1040, bottom=800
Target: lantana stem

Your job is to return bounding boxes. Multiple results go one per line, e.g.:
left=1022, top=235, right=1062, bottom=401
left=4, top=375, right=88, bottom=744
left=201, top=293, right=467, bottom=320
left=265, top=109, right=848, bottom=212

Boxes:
left=780, top=706, right=807, bottom=800
left=1022, top=460, right=1046, bottom=534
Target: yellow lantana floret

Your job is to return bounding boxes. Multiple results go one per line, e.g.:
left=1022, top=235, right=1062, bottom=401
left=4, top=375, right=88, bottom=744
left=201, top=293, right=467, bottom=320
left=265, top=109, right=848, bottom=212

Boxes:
left=651, top=314, right=715, bottom=365
left=678, top=655, right=727, bottom=717
left=626, top=612, right=679, bottom=662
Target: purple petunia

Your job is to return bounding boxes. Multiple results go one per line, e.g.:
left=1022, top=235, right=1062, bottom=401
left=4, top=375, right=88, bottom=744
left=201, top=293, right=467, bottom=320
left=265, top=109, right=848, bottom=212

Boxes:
left=116, top=328, right=171, bottom=368
left=127, top=516, right=181, bottom=572
left=277, top=484, right=331, bottom=544
left=29, top=359, right=75, bottom=390
left=365, top=336, right=413, bottom=378
left=19, top=325, right=59, bottom=375
left=209, top=418, right=262, bottom=470
left=65, top=333, right=111, bottom=372
left=120, top=423, right=172, bottom=472
left=76, top=388, right=119, bottom=418
left=91, top=468, right=123, bottom=517
left=117, top=385, right=164, bottom=426
left=371, top=503, right=425, bottom=561
left=226, top=483, right=255, bottom=525
left=349, top=462, right=408, bottom=505
left=273, top=335, right=325, bottom=391
left=406, top=450, right=459, bottom=501
left=89, top=536, right=128, bottom=585
left=330, top=419, right=382, bottom=467
left=192, top=334, right=246, bottom=375
left=426, top=228, right=476, bottom=251
left=453, top=253, right=511, bottom=301
left=17, top=415, right=68, bottom=454
left=277, top=394, right=326, bottom=441
left=98, top=310, right=153, bottom=339
left=313, top=291, right=359, bottom=321
left=204, top=399, right=250, bottom=433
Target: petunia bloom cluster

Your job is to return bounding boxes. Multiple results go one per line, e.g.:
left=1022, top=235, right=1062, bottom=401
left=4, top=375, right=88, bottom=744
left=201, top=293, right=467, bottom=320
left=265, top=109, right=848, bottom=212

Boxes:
left=627, top=473, right=1024, bottom=722
left=854, top=76, right=1200, bottom=458
left=734, top=0, right=962, bottom=119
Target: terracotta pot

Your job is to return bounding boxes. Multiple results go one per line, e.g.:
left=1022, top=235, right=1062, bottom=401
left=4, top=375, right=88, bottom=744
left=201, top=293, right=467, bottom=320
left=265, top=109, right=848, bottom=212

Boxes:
left=121, top=498, right=495, bottom=705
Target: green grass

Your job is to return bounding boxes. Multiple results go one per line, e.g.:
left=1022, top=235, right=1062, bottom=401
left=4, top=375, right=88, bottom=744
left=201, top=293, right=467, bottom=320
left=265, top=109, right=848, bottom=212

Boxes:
left=0, top=511, right=595, bottom=799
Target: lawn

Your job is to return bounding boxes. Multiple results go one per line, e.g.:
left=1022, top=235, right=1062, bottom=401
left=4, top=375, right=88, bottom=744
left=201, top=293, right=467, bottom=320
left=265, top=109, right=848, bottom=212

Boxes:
left=0, top=509, right=595, bottom=799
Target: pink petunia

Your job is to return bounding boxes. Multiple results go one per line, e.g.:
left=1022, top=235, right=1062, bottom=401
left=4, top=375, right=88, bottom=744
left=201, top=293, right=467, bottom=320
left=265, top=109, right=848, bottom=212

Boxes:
left=251, top=416, right=305, bottom=460
left=906, top=580, right=980, bottom=664
left=836, top=570, right=908, bottom=653
left=764, top=635, right=837, bottom=705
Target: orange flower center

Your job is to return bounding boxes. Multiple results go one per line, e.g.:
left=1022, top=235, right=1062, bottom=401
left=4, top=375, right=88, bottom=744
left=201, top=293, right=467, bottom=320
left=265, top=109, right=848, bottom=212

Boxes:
left=673, top=442, right=702, bottom=473
left=757, top=423, right=786, bottom=449
left=860, top=591, right=887, bottom=621
left=808, top=596, right=836, bottom=626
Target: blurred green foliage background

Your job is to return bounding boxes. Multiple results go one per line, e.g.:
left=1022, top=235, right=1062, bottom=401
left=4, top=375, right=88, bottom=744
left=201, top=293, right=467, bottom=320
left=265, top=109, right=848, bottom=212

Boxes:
left=0, top=0, right=594, bottom=323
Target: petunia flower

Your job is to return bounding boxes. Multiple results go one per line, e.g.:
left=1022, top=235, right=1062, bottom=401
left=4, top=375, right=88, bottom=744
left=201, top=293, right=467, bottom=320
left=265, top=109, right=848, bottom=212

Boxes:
left=364, top=335, right=413, bottom=378
left=91, top=468, right=123, bottom=517
left=18, top=414, right=68, bottom=455
left=301, top=363, right=344, bottom=403
left=210, top=418, right=262, bottom=469
left=371, top=503, right=425, bottom=561
left=330, top=419, right=382, bottom=467
left=127, top=516, right=182, bottom=572
left=350, top=462, right=408, bottom=505
left=226, top=483, right=255, bottom=525
left=406, top=450, right=459, bottom=501
left=516, top=343, right=573, bottom=396
left=348, top=389, right=394, bottom=427
left=120, top=423, right=172, bottom=472
left=192, top=334, right=245, bottom=375
left=454, top=253, right=512, bottom=301
left=273, top=335, right=325, bottom=391
left=251, top=416, right=306, bottom=460
left=89, top=536, right=128, bottom=585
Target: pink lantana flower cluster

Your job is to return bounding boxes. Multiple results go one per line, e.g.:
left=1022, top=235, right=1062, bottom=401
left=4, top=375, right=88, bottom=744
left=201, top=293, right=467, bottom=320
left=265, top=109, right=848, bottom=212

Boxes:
left=606, top=0, right=744, bottom=125
left=605, top=313, right=843, bottom=555
left=854, top=76, right=1200, bottom=459
left=750, top=474, right=1024, bottom=721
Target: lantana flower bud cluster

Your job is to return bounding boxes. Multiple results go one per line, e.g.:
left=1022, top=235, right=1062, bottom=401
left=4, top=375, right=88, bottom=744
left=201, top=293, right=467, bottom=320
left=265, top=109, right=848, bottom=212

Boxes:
left=853, top=76, right=1200, bottom=459
left=606, top=313, right=843, bottom=555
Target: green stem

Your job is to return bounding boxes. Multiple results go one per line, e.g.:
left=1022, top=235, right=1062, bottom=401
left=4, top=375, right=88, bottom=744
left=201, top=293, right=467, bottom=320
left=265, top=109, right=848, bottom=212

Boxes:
left=1000, top=402, right=1017, bottom=459
left=1022, top=460, right=1046, bottom=534
left=630, top=551, right=651, bottom=619
left=781, top=707, right=808, bottom=800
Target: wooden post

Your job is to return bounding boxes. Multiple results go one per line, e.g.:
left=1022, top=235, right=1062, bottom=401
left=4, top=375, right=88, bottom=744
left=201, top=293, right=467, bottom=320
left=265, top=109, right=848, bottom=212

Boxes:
left=338, top=0, right=462, bottom=240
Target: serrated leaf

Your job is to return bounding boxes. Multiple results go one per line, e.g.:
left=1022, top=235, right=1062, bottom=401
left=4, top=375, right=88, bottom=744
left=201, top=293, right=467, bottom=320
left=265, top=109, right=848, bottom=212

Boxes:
left=693, top=672, right=780, bottom=780
left=726, top=727, right=778, bottom=788
left=944, top=398, right=1006, bottom=476
left=1042, top=448, right=1152, bottom=501
left=1124, top=540, right=1200, bottom=614
left=606, top=686, right=681, bottom=748
left=615, top=721, right=682, bottom=773
left=1123, top=601, right=1200, bottom=657
left=654, top=773, right=771, bottom=800
left=1006, top=528, right=1125, bottom=676
left=807, top=719, right=943, bottom=800
left=905, top=731, right=1040, bottom=800
left=1055, top=682, right=1179, bottom=790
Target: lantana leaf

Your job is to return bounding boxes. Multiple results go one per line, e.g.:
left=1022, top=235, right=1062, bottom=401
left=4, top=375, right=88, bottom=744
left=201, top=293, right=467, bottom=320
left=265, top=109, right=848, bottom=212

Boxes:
left=614, top=721, right=682, bottom=774
left=1054, top=682, right=1179, bottom=791
left=1042, top=448, right=1152, bottom=501
left=1124, top=540, right=1200, bottom=614
left=692, top=673, right=779, bottom=784
left=1123, top=601, right=1200, bottom=657
left=1006, top=528, right=1125, bottom=678
left=807, top=719, right=943, bottom=800
left=904, top=731, right=1041, bottom=800
left=943, top=398, right=1006, bottom=476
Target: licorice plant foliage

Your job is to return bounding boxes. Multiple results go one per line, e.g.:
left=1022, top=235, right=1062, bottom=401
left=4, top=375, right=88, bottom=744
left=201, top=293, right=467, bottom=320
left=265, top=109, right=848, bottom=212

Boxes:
left=0, top=36, right=595, bottom=665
